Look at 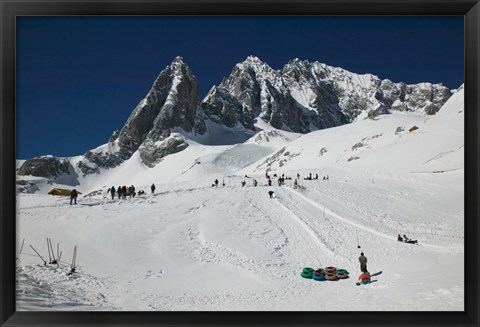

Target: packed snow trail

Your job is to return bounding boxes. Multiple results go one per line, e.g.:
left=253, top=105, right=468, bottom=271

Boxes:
left=284, top=186, right=400, bottom=241
left=282, top=183, right=461, bottom=250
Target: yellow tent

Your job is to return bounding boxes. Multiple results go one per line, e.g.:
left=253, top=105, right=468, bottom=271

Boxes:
left=48, top=188, right=82, bottom=196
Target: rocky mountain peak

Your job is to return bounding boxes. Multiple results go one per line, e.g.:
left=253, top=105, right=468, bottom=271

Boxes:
left=17, top=55, right=455, bottom=181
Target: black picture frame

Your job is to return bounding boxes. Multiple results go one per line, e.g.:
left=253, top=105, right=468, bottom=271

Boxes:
left=1, top=0, right=478, bottom=326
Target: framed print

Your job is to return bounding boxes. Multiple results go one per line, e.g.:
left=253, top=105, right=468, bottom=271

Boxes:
left=1, top=0, right=479, bottom=326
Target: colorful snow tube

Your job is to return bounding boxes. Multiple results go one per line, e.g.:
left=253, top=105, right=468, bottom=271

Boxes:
left=313, top=269, right=324, bottom=275
left=302, top=267, right=315, bottom=274
left=335, top=269, right=349, bottom=275
left=301, top=267, right=314, bottom=278
left=313, top=273, right=325, bottom=281
left=301, top=271, right=313, bottom=279
left=324, top=272, right=338, bottom=281
left=336, top=273, right=349, bottom=279
left=324, top=266, right=337, bottom=273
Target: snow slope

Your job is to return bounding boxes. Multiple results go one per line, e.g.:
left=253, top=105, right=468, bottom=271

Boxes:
left=15, top=87, right=464, bottom=311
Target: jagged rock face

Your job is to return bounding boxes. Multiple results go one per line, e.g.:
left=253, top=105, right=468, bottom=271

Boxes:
left=17, top=156, right=70, bottom=178
left=76, top=159, right=100, bottom=176
left=118, top=56, right=198, bottom=155
left=16, top=180, right=40, bottom=194
left=201, top=56, right=452, bottom=133
left=139, top=134, right=189, bottom=168
left=83, top=56, right=200, bottom=170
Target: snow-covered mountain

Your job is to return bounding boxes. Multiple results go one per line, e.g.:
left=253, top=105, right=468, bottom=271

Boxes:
left=15, top=85, right=464, bottom=311
left=201, top=56, right=451, bottom=133
left=17, top=56, right=454, bottom=190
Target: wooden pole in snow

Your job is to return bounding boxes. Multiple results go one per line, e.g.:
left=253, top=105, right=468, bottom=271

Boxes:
left=30, top=245, right=47, bottom=265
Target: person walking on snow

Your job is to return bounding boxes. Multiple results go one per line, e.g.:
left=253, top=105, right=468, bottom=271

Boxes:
left=359, top=252, right=368, bottom=273
left=110, top=186, right=115, bottom=200
left=70, top=189, right=78, bottom=205
left=151, top=183, right=156, bottom=194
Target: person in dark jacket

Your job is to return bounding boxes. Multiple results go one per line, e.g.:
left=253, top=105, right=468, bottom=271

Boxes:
left=268, top=191, right=275, bottom=199
left=359, top=252, right=368, bottom=273
left=70, top=189, right=78, bottom=205
left=110, top=186, right=115, bottom=200
left=117, top=186, right=122, bottom=199
left=151, top=183, right=156, bottom=194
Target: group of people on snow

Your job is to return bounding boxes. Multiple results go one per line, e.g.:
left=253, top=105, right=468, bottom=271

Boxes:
left=105, top=182, right=158, bottom=200
left=108, top=185, right=137, bottom=199
left=211, top=179, right=225, bottom=187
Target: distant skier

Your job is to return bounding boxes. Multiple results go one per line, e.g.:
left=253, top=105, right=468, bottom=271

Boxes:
left=117, top=186, right=122, bottom=199
left=151, top=183, right=156, bottom=194
left=268, top=191, right=275, bottom=199
left=315, top=173, right=318, bottom=180
left=268, top=179, right=272, bottom=186
left=241, top=180, right=246, bottom=187
left=294, top=179, right=298, bottom=186
left=359, top=252, right=368, bottom=273
left=110, top=186, right=115, bottom=200
left=214, top=179, right=219, bottom=187
left=253, top=179, right=258, bottom=187
left=70, top=189, right=78, bottom=205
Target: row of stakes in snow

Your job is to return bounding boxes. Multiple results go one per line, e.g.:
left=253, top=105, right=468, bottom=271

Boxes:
left=300, top=267, right=350, bottom=281
left=18, top=238, right=78, bottom=276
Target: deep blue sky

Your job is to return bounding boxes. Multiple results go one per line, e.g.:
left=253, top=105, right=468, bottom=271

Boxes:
left=16, top=16, right=464, bottom=159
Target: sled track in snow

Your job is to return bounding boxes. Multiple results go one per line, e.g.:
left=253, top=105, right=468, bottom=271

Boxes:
left=273, top=198, right=336, bottom=262
left=283, top=186, right=402, bottom=242
left=282, top=186, right=450, bottom=249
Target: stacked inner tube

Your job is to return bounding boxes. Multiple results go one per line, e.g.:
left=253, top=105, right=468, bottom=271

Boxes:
left=300, top=267, right=314, bottom=279
left=312, top=269, right=325, bottom=281
left=335, top=269, right=350, bottom=279
left=301, top=267, right=350, bottom=281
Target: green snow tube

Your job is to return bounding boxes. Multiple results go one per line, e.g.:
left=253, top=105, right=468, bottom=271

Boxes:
left=301, top=267, right=314, bottom=279
left=301, top=271, right=313, bottom=279
left=335, top=269, right=349, bottom=275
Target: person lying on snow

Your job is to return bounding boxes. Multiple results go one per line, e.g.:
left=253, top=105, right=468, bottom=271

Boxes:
left=357, top=272, right=371, bottom=285
left=401, top=234, right=418, bottom=244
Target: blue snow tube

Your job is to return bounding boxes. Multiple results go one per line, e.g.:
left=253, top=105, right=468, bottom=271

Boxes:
left=312, top=272, right=325, bottom=281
